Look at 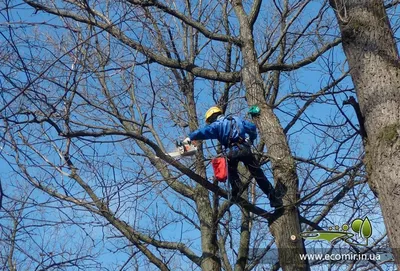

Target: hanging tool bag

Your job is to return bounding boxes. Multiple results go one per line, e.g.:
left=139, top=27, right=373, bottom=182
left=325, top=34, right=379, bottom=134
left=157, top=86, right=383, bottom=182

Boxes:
left=211, top=157, right=227, bottom=182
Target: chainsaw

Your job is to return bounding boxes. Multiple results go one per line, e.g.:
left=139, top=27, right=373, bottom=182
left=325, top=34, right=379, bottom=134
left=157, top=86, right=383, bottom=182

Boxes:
left=165, top=140, right=197, bottom=158
left=167, top=141, right=197, bottom=158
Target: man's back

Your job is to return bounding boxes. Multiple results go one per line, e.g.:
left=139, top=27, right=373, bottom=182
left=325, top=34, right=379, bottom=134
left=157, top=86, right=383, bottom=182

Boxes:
left=189, top=115, right=257, bottom=147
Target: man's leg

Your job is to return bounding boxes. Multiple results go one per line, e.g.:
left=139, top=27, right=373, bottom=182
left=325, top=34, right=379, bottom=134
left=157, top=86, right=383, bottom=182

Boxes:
left=227, top=158, right=242, bottom=200
left=243, top=155, right=283, bottom=208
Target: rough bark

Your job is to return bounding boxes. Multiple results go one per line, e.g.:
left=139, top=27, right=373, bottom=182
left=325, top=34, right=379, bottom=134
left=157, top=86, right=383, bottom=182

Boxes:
left=232, top=1, right=308, bottom=270
left=330, top=0, right=400, bottom=267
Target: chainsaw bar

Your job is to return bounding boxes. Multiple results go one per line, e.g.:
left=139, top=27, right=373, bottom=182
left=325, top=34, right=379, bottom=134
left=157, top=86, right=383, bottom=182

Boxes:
left=157, top=141, right=198, bottom=159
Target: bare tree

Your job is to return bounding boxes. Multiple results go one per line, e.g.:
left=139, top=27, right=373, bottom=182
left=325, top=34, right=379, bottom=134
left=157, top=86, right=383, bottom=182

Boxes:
left=0, top=0, right=396, bottom=270
left=0, top=180, right=99, bottom=271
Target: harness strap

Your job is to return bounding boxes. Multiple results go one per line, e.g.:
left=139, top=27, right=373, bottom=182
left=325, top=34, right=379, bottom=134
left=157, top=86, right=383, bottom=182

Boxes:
left=227, top=116, right=234, bottom=147
left=227, top=116, right=244, bottom=149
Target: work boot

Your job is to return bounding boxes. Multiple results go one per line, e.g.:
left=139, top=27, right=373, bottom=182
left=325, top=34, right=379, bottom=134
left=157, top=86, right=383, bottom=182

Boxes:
left=275, top=181, right=287, bottom=198
left=269, top=193, right=283, bottom=208
left=269, top=181, right=286, bottom=208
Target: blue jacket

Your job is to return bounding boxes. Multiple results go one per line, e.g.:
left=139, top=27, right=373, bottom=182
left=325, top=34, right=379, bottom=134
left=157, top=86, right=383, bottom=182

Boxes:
left=189, top=115, right=257, bottom=148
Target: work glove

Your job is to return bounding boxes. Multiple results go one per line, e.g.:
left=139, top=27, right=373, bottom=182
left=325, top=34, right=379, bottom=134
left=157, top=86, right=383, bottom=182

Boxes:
left=182, top=137, right=191, bottom=145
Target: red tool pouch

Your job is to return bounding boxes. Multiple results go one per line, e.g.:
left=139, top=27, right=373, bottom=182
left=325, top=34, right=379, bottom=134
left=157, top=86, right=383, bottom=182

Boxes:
left=211, top=157, right=227, bottom=182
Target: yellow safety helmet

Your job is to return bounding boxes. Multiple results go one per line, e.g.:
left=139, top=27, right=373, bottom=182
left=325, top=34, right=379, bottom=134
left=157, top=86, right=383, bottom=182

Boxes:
left=205, top=106, right=222, bottom=123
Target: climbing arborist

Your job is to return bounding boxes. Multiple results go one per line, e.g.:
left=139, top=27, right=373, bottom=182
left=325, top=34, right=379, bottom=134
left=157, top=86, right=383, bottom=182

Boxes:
left=183, top=106, right=283, bottom=208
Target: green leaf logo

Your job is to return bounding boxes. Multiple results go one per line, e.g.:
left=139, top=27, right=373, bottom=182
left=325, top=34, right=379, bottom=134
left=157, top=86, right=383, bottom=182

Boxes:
left=361, top=217, right=372, bottom=239
left=351, top=219, right=363, bottom=233
left=301, top=217, right=373, bottom=247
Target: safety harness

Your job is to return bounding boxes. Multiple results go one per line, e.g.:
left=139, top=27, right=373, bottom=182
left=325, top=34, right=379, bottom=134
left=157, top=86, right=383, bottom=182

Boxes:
left=212, top=116, right=246, bottom=183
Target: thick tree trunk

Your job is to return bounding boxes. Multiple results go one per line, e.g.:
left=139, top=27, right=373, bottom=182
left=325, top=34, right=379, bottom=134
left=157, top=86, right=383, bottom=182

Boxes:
left=232, top=1, right=308, bottom=270
left=195, top=189, right=221, bottom=271
left=330, top=0, right=400, bottom=267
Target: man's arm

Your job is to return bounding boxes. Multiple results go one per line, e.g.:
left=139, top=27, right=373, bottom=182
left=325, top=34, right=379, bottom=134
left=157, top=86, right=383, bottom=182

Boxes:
left=189, top=123, right=219, bottom=141
left=243, top=120, right=257, bottom=142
